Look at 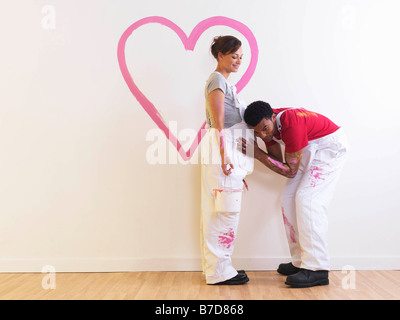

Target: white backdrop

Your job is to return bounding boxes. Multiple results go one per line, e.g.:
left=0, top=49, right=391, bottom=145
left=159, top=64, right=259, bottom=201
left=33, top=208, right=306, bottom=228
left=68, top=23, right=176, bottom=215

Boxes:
left=0, top=0, right=399, bottom=272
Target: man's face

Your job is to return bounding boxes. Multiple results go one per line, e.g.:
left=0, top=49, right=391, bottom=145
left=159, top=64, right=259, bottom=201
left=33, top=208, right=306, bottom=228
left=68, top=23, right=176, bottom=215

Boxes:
left=251, top=115, right=276, bottom=143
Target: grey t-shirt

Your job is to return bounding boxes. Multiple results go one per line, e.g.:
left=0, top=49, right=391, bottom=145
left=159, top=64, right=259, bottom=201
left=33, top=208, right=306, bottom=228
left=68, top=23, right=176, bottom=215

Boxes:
left=204, top=72, right=242, bottom=129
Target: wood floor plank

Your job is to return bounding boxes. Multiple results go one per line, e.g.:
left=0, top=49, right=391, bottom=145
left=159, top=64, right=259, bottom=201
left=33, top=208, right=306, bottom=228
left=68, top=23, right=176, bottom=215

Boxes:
left=0, top=271, right=398, bottom=300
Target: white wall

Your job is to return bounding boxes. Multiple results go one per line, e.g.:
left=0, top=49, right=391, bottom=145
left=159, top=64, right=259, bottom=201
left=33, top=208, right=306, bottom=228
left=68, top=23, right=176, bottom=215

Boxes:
left=0, top=0, right=399, bottom=272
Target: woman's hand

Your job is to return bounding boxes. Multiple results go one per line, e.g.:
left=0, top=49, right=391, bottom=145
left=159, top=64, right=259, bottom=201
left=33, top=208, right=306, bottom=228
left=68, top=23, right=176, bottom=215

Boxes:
left=221, top=156, right=234, bottom=176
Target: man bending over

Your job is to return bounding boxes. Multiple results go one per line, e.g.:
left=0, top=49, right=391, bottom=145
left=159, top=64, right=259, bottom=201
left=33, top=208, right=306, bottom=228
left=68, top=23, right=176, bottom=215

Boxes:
left=239, top=101, right=348, bottom=288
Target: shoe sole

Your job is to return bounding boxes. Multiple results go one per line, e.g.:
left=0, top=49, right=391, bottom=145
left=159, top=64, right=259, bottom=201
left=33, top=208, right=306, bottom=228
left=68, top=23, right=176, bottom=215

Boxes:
left=211, top=277, right=250, bottom=286
left=285, top=279, right=329, bottom=288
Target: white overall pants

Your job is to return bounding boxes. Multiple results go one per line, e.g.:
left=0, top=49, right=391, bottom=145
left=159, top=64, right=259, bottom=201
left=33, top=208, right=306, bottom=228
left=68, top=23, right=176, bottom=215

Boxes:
left=200, top=123, right=254, bottom=284
left=280, top=127, right=348, bottom=271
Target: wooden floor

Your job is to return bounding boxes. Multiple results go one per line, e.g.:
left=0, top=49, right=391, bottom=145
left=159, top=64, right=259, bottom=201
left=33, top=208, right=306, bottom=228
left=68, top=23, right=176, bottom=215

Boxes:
left=0, top=271, right=399, bottom=300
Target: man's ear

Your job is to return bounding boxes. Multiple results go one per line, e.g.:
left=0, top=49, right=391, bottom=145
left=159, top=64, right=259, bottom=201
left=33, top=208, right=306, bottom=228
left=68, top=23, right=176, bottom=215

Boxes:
left=271, top=114, right=277, bottom=122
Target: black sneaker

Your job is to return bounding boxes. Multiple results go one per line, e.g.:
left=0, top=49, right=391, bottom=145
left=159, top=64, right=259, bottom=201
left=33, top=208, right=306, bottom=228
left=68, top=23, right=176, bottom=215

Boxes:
left=277, top=262, right=301, bottom=276
left=285, top=269, right=329, bottom=288
left=211, top=273, right=249, bottom=285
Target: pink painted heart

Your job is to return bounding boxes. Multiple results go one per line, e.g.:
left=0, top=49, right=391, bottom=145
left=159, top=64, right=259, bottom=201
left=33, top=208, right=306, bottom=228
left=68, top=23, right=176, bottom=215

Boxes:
left=117, top=16, right=258, bottom=161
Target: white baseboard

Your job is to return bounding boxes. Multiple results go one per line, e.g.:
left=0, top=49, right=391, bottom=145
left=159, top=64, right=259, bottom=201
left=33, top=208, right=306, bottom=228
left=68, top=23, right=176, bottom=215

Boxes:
left=0, top=256, right=399, bottom=273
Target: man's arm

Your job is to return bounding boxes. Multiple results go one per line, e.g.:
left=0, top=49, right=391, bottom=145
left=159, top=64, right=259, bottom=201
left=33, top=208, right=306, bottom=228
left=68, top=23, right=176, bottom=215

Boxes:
left=256, top=148, right=302, bottom=178
left=267, top=143, right=284, bottom=163
left=239, top=138, right=302, bottom=178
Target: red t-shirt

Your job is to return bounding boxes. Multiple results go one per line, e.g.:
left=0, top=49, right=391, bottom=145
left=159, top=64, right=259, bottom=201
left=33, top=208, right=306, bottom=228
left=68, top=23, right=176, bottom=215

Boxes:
left=266, top=108, right=340, bottom=153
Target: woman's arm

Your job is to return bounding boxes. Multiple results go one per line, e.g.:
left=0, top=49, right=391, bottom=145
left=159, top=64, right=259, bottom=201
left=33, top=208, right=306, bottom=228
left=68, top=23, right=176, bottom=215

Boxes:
left=208, top=89, right=234, bottom=175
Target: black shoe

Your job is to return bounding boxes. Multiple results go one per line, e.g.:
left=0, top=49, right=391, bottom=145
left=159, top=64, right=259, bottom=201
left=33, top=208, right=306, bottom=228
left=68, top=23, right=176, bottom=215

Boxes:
left=277, top=262, right=301, bottom=276
left=285, top=269, right=329, bottom=288
left=212, top=273, right=249, bottom=285
left=237, top=270, right=247, bottom=276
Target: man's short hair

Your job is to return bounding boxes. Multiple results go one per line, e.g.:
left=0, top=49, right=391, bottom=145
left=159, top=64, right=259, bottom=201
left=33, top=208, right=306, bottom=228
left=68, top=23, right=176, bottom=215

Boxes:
left=244, top=101, right=273, bottom=127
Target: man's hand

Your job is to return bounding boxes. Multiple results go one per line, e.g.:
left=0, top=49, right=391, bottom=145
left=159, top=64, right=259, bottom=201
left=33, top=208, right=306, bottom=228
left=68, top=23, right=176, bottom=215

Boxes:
left=237, top=137, right=262, bottom=159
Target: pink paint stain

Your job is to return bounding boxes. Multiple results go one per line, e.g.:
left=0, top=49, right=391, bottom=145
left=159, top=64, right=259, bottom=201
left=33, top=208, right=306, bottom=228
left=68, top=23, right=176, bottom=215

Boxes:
left=287, top=157, right=298, bottom=165
left=218, top=228, right=235, bottom=249
left=309, top=166, right=325, bottom=187
left=268, top=157, right=289, bottom=171
left=117, top=16, right=259, bottom=161
left=214, top=189, right=223, bottom=199
left=282, top=207, right=296, bottom=244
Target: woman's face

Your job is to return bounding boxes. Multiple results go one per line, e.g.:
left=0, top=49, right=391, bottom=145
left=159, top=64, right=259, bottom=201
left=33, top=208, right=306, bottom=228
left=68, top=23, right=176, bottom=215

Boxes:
left=218, top=47, right=243, bottom=73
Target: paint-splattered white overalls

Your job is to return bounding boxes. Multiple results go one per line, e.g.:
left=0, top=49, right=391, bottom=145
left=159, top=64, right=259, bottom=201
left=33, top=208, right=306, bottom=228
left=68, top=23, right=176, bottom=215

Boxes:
left=277, top=110, right=349, bottom=271
left=200, top=94, right=254, bottom=284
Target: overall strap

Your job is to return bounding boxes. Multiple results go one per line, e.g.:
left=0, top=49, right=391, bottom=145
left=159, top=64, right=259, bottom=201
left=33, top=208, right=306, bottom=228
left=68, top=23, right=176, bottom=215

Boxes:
left=276, top=110, right=288, bottom=132
left=276, top=108, right=299, bottom=132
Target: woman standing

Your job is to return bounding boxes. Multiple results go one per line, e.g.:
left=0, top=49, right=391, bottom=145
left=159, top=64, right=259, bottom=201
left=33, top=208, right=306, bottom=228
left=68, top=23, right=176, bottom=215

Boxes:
left=200, top=36, right=253, bottom=285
